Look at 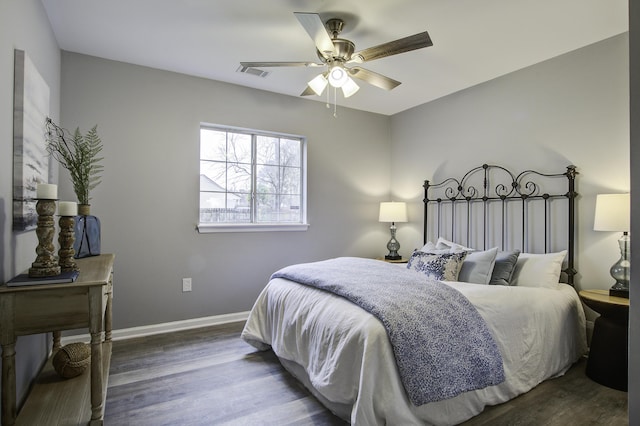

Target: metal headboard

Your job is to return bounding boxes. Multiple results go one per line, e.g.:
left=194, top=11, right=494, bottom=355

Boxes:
left=423, top=164, right=578, bottom=285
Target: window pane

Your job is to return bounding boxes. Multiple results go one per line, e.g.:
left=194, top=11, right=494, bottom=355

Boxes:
left=256, top=194, right=277, bottom=222
left=227, top=163, right=252, bottom=193
left=199, top=193, right=252, bottom=223
left=200, top=161, right=226, bottom=190
left=226, top=193, right=251, bottom=222
left=280, top=138, right=301, bottom=166
left=255, top=165, right=300, bottom=194
left=257, top=136, right=279, bottom=165
left=200, top=191, right=225, bottom=209
left=280, top=166, right=300, bottom=195
left=256, top=165, right=279, bottom=194
left=279, top=195, right=302, bottom=222
left=199, top=192, right=225, bottom=223
left=200, top=129, right=226, bottom=161
left=256, top=194, right=301, bottom=223
left=227, top=133, right=252, bottom=164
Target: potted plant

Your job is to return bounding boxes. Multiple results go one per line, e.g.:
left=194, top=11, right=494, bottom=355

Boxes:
left=45, top=117, right=104, bottom=257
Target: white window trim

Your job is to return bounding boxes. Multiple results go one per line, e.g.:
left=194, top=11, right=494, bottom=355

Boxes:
left=198, top=123, right=308, bottom=233
left=196, top=223, right=310, bottom=233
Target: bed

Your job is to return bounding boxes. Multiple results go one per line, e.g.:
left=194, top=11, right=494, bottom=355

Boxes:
left=241, top=164, right=587, bottom=425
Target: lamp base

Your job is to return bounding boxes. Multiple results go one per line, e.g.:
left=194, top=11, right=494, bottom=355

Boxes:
left=607, top=233, right=630, bottom=299
left=384, top=222, right=402, bottom=261
left=609, top=282, right=629, bottom=299
left=609, top=289, right=629, bottom=298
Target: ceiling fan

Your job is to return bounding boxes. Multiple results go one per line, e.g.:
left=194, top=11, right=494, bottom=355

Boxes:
left=240, top=12, right=433, bottom=99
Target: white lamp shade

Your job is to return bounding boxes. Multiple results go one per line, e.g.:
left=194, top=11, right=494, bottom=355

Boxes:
left=308, top=74, right=328, bottom=96
left=594, top=193, right=630, bottom=231
left=341, top=77, right=360, bottom=98
left=379, top=202, right=408, bottom=223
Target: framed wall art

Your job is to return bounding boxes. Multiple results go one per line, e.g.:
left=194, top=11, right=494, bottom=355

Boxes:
left=13, top=49, right=51, bottom=231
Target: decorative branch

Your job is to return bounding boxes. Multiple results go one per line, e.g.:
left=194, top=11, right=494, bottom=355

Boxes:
left=45, top=117, right=104, bottom=205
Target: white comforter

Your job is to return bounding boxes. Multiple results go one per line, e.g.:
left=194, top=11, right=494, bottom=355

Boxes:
left=242, top=275, right=587, bottom=425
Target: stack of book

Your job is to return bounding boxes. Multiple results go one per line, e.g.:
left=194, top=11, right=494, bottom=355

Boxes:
left=5, top=270, right=80, bottom=287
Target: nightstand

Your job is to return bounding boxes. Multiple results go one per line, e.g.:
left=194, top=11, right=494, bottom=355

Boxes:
left=579, top=289, right=629, bottom=391
left=376, top=257, right=408, bottom=263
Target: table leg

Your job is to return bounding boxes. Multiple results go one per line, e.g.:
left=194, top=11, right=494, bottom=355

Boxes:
left=1, top=341, right=17, bottom=426
left=105, top=285, right=113, bottom=342
left=89, top=286, right=104, bottom=424
left=52, top=330, right=62, bottom=352
left=0, top=292, right=16, bottom=426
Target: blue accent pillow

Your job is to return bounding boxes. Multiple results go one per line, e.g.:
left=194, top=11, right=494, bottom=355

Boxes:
left=407, top=251, right=467, bottom=281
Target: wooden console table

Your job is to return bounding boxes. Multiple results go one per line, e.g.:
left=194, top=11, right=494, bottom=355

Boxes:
left=0, top=254, right=114, bottom=425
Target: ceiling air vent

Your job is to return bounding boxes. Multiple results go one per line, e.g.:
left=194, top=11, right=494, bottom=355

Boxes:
left=237, top=65, right=270, bottom=78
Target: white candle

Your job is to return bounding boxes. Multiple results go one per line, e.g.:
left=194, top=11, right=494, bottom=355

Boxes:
left=36, top=183, right=57, bottom=199
left=58, top=201, right=77, bottom=216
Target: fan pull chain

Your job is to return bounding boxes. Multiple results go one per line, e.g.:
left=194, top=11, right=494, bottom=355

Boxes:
left=326, top=84, right=330, bottom=109
left=333, top=86, right=338, bottom=118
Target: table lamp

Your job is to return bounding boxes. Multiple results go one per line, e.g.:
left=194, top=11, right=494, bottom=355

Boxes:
left=379, top=202, right=408, bottom=260
left=593, top=193, right=630, bottom=298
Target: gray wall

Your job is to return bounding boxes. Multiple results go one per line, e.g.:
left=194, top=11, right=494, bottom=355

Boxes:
left=0, top=0, right=61, bottom=412
left=390, top=34, right=630, bottom=295
left=59, top=52, right=392, bottom=329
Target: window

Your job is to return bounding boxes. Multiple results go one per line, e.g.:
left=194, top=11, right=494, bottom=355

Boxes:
left=198, top=124, right=308, bottom=232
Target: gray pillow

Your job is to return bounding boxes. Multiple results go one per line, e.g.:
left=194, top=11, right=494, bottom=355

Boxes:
left=456, top=247, right=499, bottom=284
left=489, top=250, right=521, bottom=285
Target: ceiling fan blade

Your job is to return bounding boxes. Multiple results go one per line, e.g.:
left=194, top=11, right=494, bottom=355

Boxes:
left=350, top=31, right=432, bottom=63
left=348, top=67, right=401, bottom=91
left=294, top=12, right=336, bottom=56
left=240, top=61, right=323, bottom=68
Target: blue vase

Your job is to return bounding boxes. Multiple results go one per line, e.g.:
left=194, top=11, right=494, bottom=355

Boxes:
left=74, top=204, right=101, bottom=258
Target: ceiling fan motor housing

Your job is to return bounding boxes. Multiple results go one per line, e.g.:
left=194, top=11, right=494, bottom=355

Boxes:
left=317, top=39, right=355, bottom=64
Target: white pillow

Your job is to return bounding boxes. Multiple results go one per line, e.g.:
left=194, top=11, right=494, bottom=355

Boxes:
left=457, top=247, right=499, bottom=285
left=511, top=251, right=567, bottom=288
left=418, top=241, right=451, bottom=255
left=420, top=241, right=437, bottom=252
left=436, top=237, right=474, bottom=252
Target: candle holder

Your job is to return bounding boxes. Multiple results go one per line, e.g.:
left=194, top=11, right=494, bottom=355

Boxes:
left=58, top=215, right=79, bottom=272
left=29, top=199, right=61, bottom=277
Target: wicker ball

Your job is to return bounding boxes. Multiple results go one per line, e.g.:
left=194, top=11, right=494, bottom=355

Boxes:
left=52, top=343, right=91, bottom=379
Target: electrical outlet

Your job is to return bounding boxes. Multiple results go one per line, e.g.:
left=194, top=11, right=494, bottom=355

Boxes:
left=182, top=277, right=192, bottom=292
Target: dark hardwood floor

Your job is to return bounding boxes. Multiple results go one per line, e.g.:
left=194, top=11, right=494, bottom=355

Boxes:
left=104, top=321, right=628, bottom=425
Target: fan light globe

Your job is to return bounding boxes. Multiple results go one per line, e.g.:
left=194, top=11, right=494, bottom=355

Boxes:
left=308, top=74, right=328, bottom=96
left=341, top=77, right=360, bottom=98
left=328, top=66, right=348, bottom=88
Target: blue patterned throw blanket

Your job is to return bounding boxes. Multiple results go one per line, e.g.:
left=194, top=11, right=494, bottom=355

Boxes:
left=271, top=257, right=505, bottom=406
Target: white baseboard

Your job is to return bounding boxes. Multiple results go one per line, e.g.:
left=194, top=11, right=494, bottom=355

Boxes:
left=61, top=311, right=250, bottom=345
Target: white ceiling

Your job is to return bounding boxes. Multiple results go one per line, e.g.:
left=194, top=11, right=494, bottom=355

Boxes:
left=41, top=0, right=628, bottom=116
